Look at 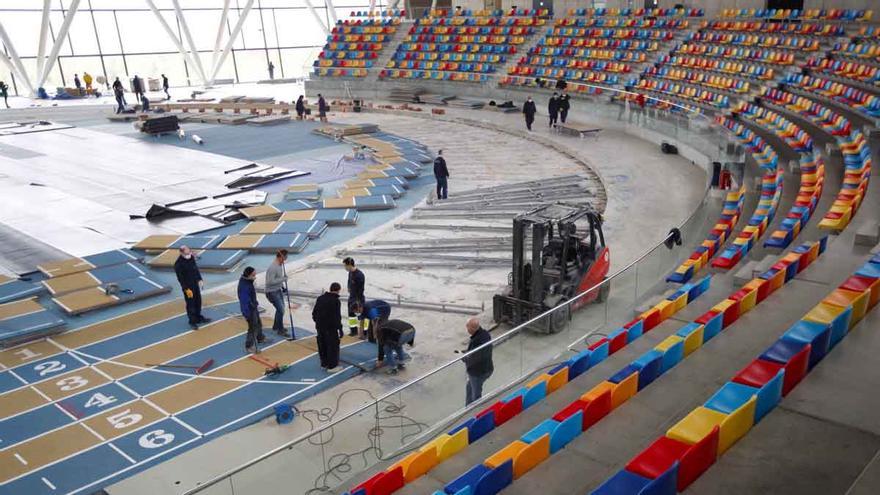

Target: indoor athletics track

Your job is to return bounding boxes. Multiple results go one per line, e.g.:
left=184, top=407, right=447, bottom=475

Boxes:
left=0, top=294, right=377, bottom=494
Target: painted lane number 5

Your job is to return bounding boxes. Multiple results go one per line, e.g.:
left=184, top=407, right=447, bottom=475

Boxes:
left=107, top=409, right=143, bottom=429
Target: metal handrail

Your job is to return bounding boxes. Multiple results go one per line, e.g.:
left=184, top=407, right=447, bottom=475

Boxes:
left=182, top=92, right=720, bottom=495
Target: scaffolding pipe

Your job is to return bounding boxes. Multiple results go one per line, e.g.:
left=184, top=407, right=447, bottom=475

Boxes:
left=172, top=0, right=208, bottom=84
left=210, top=0, right=257, bottom=83
left=301, top=0, right=331, bottom=37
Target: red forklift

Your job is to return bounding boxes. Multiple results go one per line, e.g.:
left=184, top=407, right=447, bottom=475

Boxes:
left=493, top=204, right=610, bottom=334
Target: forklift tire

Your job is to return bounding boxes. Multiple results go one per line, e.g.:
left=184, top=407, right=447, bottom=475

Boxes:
left=548, top=299, right=571, bottom=333
left=596, top=280, right=610, bottom=304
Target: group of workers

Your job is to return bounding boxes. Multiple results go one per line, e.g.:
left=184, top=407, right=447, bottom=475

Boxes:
left=522, top=93, right=572, bottom=131
left=111, top=74, right=171, bottom=114
left=172, top=247, right=494, bottom=403
left=293, top=94, right=330, bottom=122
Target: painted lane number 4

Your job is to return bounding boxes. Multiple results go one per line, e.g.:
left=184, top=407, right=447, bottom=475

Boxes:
left=85, top=392, right=117, bottom=409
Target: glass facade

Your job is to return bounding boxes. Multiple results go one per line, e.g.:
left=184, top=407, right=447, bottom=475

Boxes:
left=0, top=0, right=384, bottom=95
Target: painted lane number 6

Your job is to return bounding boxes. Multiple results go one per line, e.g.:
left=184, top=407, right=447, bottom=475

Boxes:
left=138, top=429, right=175, bottom=449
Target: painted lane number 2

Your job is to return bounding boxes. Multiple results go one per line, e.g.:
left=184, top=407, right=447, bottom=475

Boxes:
left=34, top=360, right=66, bottom=377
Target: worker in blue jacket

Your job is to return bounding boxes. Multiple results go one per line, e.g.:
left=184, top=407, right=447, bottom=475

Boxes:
left=238, top=266, right=264, bottom=353
left=354, top=299, right=391, bottom=344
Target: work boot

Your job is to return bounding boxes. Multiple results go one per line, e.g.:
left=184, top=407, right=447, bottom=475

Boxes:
left=257, top=336, right=266, bottom=344
left=326, top=366, right=342, bottom=373
left=397, top=363, right=406, bottom=371
left=199, top=316, right=212, bottom=324
left=246, top=345, right=256, bottom=354
left=190, top=323, right=199, bottom=330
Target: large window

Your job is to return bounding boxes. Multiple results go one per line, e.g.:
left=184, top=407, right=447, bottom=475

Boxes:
left=1, top=0, right=382, bottom=95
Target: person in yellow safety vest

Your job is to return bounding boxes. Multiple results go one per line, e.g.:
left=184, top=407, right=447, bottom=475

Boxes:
left=83, top=72, right=93, bottom=92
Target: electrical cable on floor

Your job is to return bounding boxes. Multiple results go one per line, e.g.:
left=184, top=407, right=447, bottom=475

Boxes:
left=300, top=359, right=571, bottom=494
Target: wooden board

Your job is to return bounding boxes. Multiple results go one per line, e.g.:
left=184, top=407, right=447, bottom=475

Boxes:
left=239, top=205, right=280, bottom=221
left=133, top=235, right=181, bottom=250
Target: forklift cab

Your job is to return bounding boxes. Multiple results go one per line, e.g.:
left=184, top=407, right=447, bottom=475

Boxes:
left=493, top=204, right=610, bottom=334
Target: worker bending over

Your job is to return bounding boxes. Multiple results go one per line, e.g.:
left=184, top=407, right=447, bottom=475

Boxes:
left=377, top=319, right=415, bottom=375
left=354, top=299, right=391, bottom=343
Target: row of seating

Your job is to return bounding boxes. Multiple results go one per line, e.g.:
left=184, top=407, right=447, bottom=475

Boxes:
left=397, top=42, right=517, bottom=54
left=529, top=49, right=645, bottom=63
left=699, top=20, right=845, bottom=36
left=782, top=73, right=880, bottom=119
left=532, top=39, right=660, bottom=53
left=733, top=102, right=814, bottom=153
left=765, top=152, right=825, bottom=249
left=658, top=54, right=774, bottom=80
left=403, top=34, right=529, bottom=45
left=831, top=41, right=880, bottom=62
left=418, top=16, right=546, bottom=27
left=327, top=34, right=391, bottom=43
left=601, top=250, right=878, bottom=495
left=336, top=18, right=402, bottom=27
left=675, top=43, right=796, bottom=65
left=805, top=57, right=880, bottom=86
left=567, top=8, right=704, bottom=17
left=717, top=116, right=780, bottom=167
left=718, top=8, right=872, bottom=21
left=409, top=25, right=535, bottom=36
left=344, top=276, right=712, bottom=495
left=509, top=66, right=620, bottom=84
left=859, top=25, right=880, bottom=38
left=349, top=9, right=405, bottom=18
left=379, top=69, right=490, bottom=82
left=555, top=18, right=689, bottom=29
left=499, top=76, right=606, bottom=96
left=667, top=186, right=746, bottom=283
left=515, top=57, right=632, bottom=73
left=614, top=92, right=701, bottom=114
left=546, top=28, right=676, bottom=41
left=386, top=60, right=497, bottom=73
left=392, top=52, right=504, bottom=63
left=712, top=161, right=784, bottom=270
left=643, top=66, right=751, bottom=93
left=429, top=8, right=550, bottom=18
left=686, top=32, right=821, bottom=51
left=636, top=78, right=732, bottom=109
left=315, top=59, right=373, bottom=68
left=759, top=88, right=873, bottom=232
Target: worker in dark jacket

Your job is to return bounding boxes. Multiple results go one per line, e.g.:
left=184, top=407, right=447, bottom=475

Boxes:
left=132, top=75, right=144, bottom=102
left=312, top=282, right=343, bottom=372
left=559, top=93, right=571, bottom=124
left=174, top=246, right=210, bottom=329
left=354, top=299, right=391, bottom=344
left=295, top=95, right=305, bottom=119
left=463, top=318, right=494, bottom=405
left=548, top=93, right=560, bottom=128
left=433, top=150, right=450, bottom=200
left=317, top=93, right=329, bottom=122
left=377, top=319, right=414, bottom=375
left=238, top=267, right=264, bottom=353
left=344, top=257, right=365, bottom=337
left=522, top=96, right=537, bottom=131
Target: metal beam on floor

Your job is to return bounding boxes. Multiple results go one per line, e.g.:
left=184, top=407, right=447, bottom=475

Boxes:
left=395, top=224, right=511, bottom=233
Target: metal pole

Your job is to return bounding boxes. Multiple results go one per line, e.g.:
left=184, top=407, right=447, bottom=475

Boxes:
left=302, top=0, right=331, bottom=37
left=281, top=262, right=296, bottom=341
left=171, top=0, right=208, bottom=83
left=144, top=0, right=204, bottom=85
left=325, top=0, right=338, bottom=24
left=35, top=0, right=52, bottom=84
left=36, top=0, right=81, bottom=90
left=210, top=0, right=257, bottom=83
left=212, top=0, right=231, bottom=70
left=0, top=22, right=35, bottom=95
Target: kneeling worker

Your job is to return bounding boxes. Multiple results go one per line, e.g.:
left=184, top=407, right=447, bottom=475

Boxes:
left=377, top=319, right=415, bottom=375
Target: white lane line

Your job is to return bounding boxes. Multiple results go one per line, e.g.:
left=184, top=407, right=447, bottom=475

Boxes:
left=79, top=422, right=106, bottom=442
left=0, top=341, right=372, bottom=488
left=41, top=477, right=56, bottom=490
left=7, top=368, right=77, bottom=421
left=13, top=453, right=27, bottom=465
left=107, top=443, right=136, bottom=465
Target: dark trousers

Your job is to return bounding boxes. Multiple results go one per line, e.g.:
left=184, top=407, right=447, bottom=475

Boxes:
left=549, top=113, right=558, bottom=127
left=245, top=310, right=264, bottom=348
left=164, top=87, right=170, bottom=98
left=316, top=329, right=340, bottom=368
left=466, top=370, right=493, bottom=405
left=183, top=286, right=203, bottom=325
left=115, top=95, right=124, bottom=113
left=3, top=96, right=8, bottom=109
left=560, top=109, right=569, bottom=123
left=265, top=290, right=286, bottom=331
left=436, top=176, right=448, bottom=200
left=525, top=115, right=534, bottom=130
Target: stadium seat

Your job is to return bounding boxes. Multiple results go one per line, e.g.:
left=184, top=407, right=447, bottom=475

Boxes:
left=626, top=427, right=718, bottom=491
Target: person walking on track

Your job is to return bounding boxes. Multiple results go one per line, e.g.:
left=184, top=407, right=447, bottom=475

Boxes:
left=434, top=150, right=450, bottom=200
left=264, top=249, right=290, bottom=337
left=523, top=96, right=537, bottom=131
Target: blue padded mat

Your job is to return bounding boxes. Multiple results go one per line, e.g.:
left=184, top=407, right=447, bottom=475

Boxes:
left=0, top=308, right=65, bottom=343
left=241, top=220, right=328, bottom=238
left=0, top=277, right=44, bottom=304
